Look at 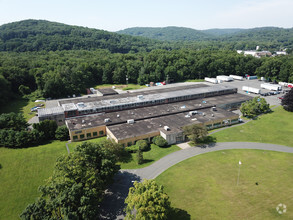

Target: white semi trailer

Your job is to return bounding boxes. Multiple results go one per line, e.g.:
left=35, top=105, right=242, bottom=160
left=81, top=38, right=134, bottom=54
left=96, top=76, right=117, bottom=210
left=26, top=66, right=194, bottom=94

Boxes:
left=260, top=83, right=282, bottom=91
left=216, top=75, right=233, bottom=82
left=229, top=75, right=243, bottom=80
left=204, top=77, right=218, bottom=84
left=242, top=86, right=261, bottom=94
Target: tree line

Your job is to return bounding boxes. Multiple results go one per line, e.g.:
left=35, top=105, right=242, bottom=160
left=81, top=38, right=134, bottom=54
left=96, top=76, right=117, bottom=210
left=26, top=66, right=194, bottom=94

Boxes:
left=1, top=49, right=293, bottom=101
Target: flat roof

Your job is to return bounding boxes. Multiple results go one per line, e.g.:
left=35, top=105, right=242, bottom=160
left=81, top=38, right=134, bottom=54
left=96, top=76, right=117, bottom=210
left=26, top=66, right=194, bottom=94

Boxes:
left=59, top=84, right=209, bottom=105
left=107, top=107, right=238, bottom=140
left=62, top=84, right=236, bottom=112
left=38, top=106, right=64, bottom=117
left=66, top=93, right=250, bottom=131
left=97, top=88, right=118, bottom=95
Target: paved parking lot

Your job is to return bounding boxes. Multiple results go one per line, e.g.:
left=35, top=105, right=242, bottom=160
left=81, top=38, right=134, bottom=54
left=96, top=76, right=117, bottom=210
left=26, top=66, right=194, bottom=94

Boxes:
left=203, top=79, right=284, bottom=106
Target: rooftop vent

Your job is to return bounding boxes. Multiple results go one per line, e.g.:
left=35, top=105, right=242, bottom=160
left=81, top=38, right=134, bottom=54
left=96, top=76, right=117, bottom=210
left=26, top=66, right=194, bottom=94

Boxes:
left=137, top=95, right=144, bottom=100
left=127, top=119, right=134, bottom=124
left=117, top=114, right=120, bottom=118
left=164, top=126, right=170, bottom=131
left=77, top=102, right=85, bottom=107
left=212, top=107, right=217, bottom=111
left=104, top=118, right=111, bottom=123
left=211, top=114, right=214, bottom=117
left=82, top=120, right=85, bottom=123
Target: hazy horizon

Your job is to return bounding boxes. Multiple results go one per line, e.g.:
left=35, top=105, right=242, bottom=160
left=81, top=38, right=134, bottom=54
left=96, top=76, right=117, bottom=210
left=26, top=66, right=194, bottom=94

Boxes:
left=0, top=0, right=292, bottom=32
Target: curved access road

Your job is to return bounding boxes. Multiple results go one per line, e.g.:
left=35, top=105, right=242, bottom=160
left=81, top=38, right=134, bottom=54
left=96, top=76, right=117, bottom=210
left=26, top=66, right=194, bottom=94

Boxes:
left=100, top=142, right=293, bottom=219
left=122, top=142, right=293, bottom=180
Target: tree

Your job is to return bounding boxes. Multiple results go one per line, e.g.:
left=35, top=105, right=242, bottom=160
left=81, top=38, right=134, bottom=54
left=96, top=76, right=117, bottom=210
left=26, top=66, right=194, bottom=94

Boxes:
left=0, top=112, right=28, bottom=131
left=240, top=96, right=270, bottom=117
left=101, top=139, right=127, bottom=162
left=136, top=139, right=150, bottom=151
left=33, top=120, right=57, bottom=140
left=125, top=179, right=171, bottom=220
left=20, top=142, right=120, bottom=219
left=55, top=125, right=69, bottom=141
left=183, top=124, right=208, bottom=144
left=136, top=149, right=144, bottom=165
left=281, top=89, right=293, bottom=112
left=152, top=136, right=168, bottom=147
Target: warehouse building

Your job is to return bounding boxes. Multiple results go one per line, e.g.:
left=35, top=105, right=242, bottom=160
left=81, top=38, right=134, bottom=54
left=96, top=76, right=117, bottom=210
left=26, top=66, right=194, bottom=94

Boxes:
left=39, top=84, right=237, bottom=122
left=65, top=91, right=251, bottom=145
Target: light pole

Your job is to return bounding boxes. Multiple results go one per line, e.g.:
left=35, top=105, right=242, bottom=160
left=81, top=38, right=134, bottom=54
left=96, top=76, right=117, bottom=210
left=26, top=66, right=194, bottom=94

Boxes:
left=237, top=161, right=242, bottom=186
left=126, top=75, right=128, bottom=85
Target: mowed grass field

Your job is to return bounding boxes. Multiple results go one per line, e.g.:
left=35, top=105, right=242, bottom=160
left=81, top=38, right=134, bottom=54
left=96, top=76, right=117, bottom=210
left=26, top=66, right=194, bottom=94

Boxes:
left=212, top=107, right=293, bottom=147
left=119, top=144, right=180, bottom=169
left=156, top=149, right=293, bottom=220
left=0, top=137, right=179, bottom=219
left=0, top=141, right=68, bottom=220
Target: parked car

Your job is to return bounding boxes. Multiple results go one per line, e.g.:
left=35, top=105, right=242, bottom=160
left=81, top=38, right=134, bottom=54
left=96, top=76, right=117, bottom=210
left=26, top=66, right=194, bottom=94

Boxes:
left=278, top=96, right=284, bottom=100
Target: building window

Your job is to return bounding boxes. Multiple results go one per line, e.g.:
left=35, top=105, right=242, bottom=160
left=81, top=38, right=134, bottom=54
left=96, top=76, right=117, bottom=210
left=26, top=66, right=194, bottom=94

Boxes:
left=86, top=133, right=91, bottom=138
left=73, top=135, right=78, bottom=140
left=80, top=134, right=85, bottom=139
left=99, top=130, right=104, bottom=136
left=93, top=132, right=98, bottom=136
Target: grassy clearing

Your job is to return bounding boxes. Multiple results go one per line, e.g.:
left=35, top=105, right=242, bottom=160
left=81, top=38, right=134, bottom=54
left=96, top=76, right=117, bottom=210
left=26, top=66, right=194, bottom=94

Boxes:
left=0, top=140, right=68, bottom=220
left=94, top=83, right=146, bottom=91
left=184, top=79, right=205, bottom=82
left=119, top=144, right=180, bottom=169
left=0, top=137, right=179, bottom=219
left=156, top=149, right=293, bottom=220
left=0, top=98, right=45, bottom=121
left=211, top=107, right=293, bottom=147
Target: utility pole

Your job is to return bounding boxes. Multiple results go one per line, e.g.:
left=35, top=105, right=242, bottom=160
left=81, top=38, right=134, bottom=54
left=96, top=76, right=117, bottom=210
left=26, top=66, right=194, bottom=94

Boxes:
left=237, top=161, right=242, bottom=186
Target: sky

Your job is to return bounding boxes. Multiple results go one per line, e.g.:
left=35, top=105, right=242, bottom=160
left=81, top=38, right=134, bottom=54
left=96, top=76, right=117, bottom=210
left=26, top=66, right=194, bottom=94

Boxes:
left=0, top=0, right=292, bottom=32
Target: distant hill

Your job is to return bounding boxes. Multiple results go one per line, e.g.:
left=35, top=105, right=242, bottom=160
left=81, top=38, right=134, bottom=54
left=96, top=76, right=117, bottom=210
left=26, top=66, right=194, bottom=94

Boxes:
left=118, top=26, right=293, bottom=51
left=117, top=26, right=213, bottom=41
left=201, top=28, right=245, bottom=36
left=0, top=19, right=167, bottom=53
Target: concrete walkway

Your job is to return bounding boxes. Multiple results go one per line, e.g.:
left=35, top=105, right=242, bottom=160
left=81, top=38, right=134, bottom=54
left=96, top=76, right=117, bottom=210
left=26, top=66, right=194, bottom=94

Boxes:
left=100, top=142, right=293, bottom=219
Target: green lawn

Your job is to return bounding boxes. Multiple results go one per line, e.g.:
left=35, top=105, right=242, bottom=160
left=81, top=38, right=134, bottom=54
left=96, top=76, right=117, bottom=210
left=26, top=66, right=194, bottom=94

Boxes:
left=156, top=149, right=293, bottom=220
left=0, top=98, right=45, bottom=121
left=184, top=79, right=205, bottom=82
left=94, top=83, right=146, bottom=91
left=212, top=107, right=293, bottom=147
left=119, top=144, right=180, bottom=169
left=0, top=140, right=68, bottom=220
left=0, top=136, right=178, bottom=219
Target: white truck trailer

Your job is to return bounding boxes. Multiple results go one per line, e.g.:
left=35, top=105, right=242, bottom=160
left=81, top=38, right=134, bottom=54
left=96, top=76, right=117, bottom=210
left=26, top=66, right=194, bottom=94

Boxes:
left=204, top=77, right=218, bottom=84
left=242, top=86, right=261, bottom=94
left=216, top=75, right=233, bottom=82
left=229, top=75, right=243, bottom=81
left=260, top=83, right=282, bottom=91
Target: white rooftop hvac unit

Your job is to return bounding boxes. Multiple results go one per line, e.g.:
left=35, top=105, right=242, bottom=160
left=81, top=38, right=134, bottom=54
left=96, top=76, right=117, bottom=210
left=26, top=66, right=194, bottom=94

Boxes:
left=104, top=118, right=111, bottom=123
left=164, top=126, right=170, bottom=131
left=137, top=95, right=144, bottom=99
left=127, top=119, right=134, bottom=124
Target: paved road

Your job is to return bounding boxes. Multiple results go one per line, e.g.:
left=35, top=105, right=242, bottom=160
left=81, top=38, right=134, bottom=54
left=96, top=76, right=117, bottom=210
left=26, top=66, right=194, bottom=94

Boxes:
left=123, top=142, right=293, bottom=180
left=100, top=142, right=293, bottom=219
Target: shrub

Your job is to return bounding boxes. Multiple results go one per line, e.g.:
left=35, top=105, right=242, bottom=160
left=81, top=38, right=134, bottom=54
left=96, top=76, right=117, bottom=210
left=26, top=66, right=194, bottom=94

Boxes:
left=136, top=140, right=150, bottom=151
left=152, top=136, right=168, bottom=147
left=126, top=145, right=140, bottom=153
left=55, top=125, right=69, bottom=141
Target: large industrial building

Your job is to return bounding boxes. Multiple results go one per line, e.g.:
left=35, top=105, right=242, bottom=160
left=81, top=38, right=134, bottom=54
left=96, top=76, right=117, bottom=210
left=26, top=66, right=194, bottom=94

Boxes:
left=38, top=84, right=251, bottom=145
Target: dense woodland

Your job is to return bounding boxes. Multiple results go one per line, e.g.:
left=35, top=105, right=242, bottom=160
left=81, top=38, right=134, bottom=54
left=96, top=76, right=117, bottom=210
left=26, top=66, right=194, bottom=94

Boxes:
left=0, top=20, right=293, bottom=104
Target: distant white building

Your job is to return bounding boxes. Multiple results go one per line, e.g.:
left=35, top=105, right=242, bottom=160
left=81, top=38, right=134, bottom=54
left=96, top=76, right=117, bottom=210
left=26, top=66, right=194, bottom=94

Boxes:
left=275, top=51, right=287, bottom=56
left=237, top=50, right=272, bottom=58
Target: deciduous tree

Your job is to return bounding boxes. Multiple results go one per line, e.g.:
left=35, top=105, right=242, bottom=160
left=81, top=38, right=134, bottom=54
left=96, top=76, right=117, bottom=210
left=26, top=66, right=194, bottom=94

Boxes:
left=125, top=179, right=171, bottom=220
